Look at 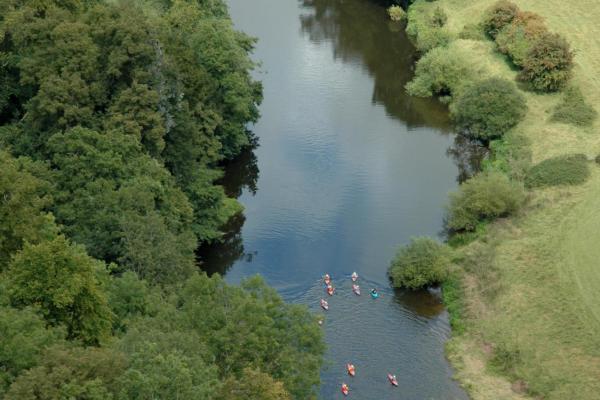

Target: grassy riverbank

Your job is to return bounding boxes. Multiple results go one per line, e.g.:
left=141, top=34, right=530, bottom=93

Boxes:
left=403, top=1, right=600, bottom=399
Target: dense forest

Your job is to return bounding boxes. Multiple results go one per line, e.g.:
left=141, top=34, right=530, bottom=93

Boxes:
left=0, top=0, right=324, bottom=398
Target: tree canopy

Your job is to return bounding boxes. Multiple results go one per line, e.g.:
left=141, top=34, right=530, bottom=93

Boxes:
left=0, top=0, right=324, bottom=398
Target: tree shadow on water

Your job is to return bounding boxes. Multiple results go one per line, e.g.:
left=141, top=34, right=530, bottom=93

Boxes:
left=299, top=0, right=452, bottom=131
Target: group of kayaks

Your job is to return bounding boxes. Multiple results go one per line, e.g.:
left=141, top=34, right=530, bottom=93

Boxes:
left=320, top=272, right=379, bottom=311
left=319, top=273, right=397, bottom=396
left=340, top=364, right=398, bottom=395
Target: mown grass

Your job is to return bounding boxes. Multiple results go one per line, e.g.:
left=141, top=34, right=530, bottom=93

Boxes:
left=410, top=0, right=600, bottom=399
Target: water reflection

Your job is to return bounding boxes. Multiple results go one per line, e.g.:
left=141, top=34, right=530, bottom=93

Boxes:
left=393, top=287, right=445, bottom=318
left=219, top=145, right=260, bottom=198
left=197, top=213, right=246, bottom=276
left=299, top=0, right=451, bottom=130
left=447, top=135, right=489, bottom=183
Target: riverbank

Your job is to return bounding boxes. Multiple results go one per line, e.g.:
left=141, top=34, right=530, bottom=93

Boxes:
left=402, top=1, right=600, bottom=399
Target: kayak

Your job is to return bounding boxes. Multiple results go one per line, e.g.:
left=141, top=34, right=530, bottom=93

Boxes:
left=320, top=299, right=329, bottom=311
left=352, top=284, right=361, bottom=296
left=346, top=363, right=356, bottom=377
left=324, top=274, right=331, bottom=285
left=326, top=285, right=335, bottom=296
left=341, top=383, right=349, bottom=396
left=351, top=272, right=358, bottom=282
left=371, top=291, right=379, bottom=299
left=387, top=374, right=398, bottom=387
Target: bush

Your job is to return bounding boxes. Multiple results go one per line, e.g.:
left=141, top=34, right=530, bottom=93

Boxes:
left=525, top=154, right=590, bottom=188
left=388, top=5, right=406, bottom=22
left=596, top=154, right=600, bottom=165
left=450, top=78, right=527, bottom=141
left=495, top=11, right=546, bottom=66
left=406, top=46, right=474, bottom=98
left=406, top=1, right=452, bottom=52
left=483, top=0, right=519, bottom=38
left=431, top=6, right=448, bottom=27
left=389, top=237, right=453, bottom=289
left=459, top=23, right=486, bottom=41
left=447, top=171, right=525, bottom=231
left=519, top=32, right=574, bottom=92
left=551, top=87, right=597, bottom=127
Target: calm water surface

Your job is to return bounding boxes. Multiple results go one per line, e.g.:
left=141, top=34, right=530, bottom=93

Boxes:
left=202, top=0, right=472, bottom=398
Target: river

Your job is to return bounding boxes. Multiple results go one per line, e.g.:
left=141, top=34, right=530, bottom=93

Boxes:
left=200, top=0, right=471, bottom=398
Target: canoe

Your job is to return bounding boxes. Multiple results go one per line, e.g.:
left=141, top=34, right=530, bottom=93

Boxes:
left=346, top=363, right=356, bottom=377
left=352, top=284, right=361, bottom=295
left=326, top=285, right=335, bottom=296
left=341, top=383, right=349, bottom=396
left=387, top=374, right=398, bottom=386
left=320, top=299, right=329, bottom=311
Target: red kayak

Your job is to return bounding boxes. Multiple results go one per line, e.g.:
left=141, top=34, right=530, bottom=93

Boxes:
left=326, top=285, right=335, bottom=296
left=320, top=299, right=329, bottom=311
left=351, top=272, right=358, bottom=282
left=352, top=284, right=361, bottom=295
left=387, top=374, right=398, bottom=387
left=346, top=363, right=356, bottom=377
left=341, top=383, right=349, bottom=396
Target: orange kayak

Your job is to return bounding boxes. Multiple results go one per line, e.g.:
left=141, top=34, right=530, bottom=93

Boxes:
left=346, top=363, right=356, bottom=377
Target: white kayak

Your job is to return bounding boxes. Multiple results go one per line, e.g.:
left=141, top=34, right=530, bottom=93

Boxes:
left=351, top=272, right=358, bottom=282
left=320, top=299, right=329, bottom=310
left=352, top=284, right=361, bottom=295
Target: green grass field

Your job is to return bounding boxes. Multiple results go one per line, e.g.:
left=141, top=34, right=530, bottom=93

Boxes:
left=411, top=0, right=600, bottom=398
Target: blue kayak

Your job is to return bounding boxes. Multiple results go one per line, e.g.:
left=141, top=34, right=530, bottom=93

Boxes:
left=370, top=292, right=379, bottom=299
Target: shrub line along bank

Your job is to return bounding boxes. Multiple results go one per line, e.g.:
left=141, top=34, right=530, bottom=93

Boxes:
left=386, top=0, right=599, bottom=399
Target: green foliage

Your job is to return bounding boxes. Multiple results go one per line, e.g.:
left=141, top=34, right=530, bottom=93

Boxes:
left=406, top=0, right=452, bottom=52
left=5, top=345, right=127, bottom=400
left=484, top=131, right=532, bottom=181
left=489, top=341, right=522, bottom=378
left=450, top=78, right=527, bottom=141
left=7, top=235, right=113, bottom=344
left=459, top=23, right=486, bottom=40
left=0, top=151, right=58, bottom=270
left=0, top=307, right=65, bottom=395
left=482, top=0, right=519, bottom=38
left=388, top=5, right=406, bottom=22
left=107, top=272, right=150, bottom=333
left=46, top=127, right=197, bottom=284
left=217, top=368, right=291, bottom=400
left=447, top=171, right=525, bottom=231
left=0, top=0, right=262, bottom=256
left=596, top=154, right=600, bottom=165
left=406, top=46, right=473, bottom=98
left=525, top=154, right=590, bottom=188
left=519, top=32, right=574, bottom=92
left=442, top=273, right=466, bottom=334
left=551, top=86, right=597, bottom=127
left=495, top=12, right=546, bottom=67
left=389, top=237, right=453, bottom=289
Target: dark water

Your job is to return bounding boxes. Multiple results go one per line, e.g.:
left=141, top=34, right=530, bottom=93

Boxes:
left=202, top=0, right=471, bottom=398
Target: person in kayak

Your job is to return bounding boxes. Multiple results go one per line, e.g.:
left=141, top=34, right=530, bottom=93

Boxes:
left=371, top=288, right=377, bottom=295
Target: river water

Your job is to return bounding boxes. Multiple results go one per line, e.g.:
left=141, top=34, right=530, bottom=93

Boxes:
left=201, top=0, right=471, bottom=398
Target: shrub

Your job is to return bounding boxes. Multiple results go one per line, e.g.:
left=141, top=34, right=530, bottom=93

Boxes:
left=596, top=154, right=600, bottom=165
left=450, top=78, right=527, bottom=141
left=525, top=154, right=590, bottom=188
left=388, top=5, right=406, bottom=22
left=431, top=6, right=448, bottom=27
left=406, top=1, right=452, bottom=52
left=519, top=32, right=574, bottom=92
left=495, top=11, right=546, bottom=66
left=551, top=86, right=597, bottom=127
left=459, top=23, right=486, bottom=41
left=447, top=171, right=525, bottom=231
left=483, top=0, right=519, bottom=38
left=389, top=237, right=453, bottom=289
left=406, top=46, right=474, bottom=98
